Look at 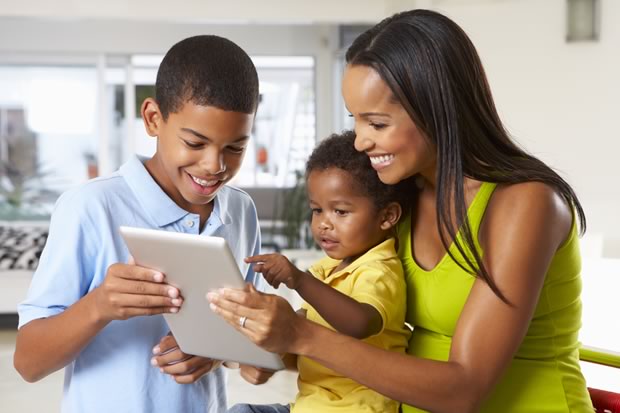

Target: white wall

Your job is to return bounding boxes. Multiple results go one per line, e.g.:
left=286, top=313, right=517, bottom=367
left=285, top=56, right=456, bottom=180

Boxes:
left=0, top=0, right=617, bottom=250
left=0, top=18, right=330, bottom=55
left=0, top=17, right=341, bottom=150
left=0, top=0, right=389, bottom=24
left=435, top=0, right=620, bottom=254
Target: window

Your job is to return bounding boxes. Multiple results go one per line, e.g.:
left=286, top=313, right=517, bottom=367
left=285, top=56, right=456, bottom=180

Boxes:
left=0, top=54, right=317, bottom=220
left=0, top=65, right=98, bottom=219
left=109, top=54, right=317, bottom=188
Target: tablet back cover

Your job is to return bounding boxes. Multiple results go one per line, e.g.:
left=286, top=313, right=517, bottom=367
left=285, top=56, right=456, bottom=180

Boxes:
left=120, top=226, right=284, bottom=370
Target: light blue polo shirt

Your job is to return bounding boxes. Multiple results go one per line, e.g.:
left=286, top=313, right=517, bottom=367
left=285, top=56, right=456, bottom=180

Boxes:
left=18, top=155, right=262, bottom=413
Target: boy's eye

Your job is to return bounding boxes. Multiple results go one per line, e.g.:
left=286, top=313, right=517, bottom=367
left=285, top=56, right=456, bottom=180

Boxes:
left=334, top=209, right=349, bottom=216
left=227, top=146, right=245, bottom=154
left=311, top=208, right=322, bottom=215
left=183, top=140, right=203, bottom=149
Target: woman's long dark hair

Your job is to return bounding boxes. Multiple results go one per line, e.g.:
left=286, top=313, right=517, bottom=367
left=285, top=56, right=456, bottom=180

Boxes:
left=346, top=9, right=586, bottom=302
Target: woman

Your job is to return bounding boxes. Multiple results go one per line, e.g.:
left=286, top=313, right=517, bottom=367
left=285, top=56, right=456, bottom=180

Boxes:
left=209, top=9, right=592, bottom=412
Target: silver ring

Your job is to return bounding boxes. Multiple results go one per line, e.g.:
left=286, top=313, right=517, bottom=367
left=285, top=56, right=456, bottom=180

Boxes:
left=239, top=316, right=247, bottom=328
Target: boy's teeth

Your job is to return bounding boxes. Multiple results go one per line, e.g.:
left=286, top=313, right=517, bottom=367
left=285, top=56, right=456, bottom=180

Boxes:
left=370, top=154, right=394, bottom=165
left=192, top=175, right=218, bottom=187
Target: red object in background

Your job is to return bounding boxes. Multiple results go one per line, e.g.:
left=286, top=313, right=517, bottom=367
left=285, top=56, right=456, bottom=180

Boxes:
left=87, top=162, right=98, bottom=179
left=257, top=146, right=268, bottom=166
left=589, top=387, right=620, bottom=412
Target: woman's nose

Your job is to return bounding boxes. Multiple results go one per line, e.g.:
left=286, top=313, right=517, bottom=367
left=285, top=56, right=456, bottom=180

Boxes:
left=354, top=133, right=374, bottom=152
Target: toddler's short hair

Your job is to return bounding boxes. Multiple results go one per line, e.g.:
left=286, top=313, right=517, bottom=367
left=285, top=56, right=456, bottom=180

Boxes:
left=305, top=130, right=414, bottom=211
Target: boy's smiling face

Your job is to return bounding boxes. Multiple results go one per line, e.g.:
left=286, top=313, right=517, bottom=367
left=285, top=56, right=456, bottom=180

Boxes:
left=142, top=98, right=254, bottom=222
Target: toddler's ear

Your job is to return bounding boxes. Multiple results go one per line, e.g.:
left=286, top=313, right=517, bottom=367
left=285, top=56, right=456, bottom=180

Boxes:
left=380, top=202, right=402, bottom=231
left=141, top=97, right=163, bottom=137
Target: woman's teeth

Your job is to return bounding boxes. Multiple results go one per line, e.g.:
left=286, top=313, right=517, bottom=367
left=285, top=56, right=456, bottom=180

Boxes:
left=369, top=154, right=394, bottom=165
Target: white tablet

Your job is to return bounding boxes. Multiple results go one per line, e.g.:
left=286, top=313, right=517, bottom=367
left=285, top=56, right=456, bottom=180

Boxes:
left=119, top=226, right=284, bottom=370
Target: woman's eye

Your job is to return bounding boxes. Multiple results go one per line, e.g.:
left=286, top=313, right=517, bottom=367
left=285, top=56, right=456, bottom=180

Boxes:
left=370, top=122, right=387, bottom=130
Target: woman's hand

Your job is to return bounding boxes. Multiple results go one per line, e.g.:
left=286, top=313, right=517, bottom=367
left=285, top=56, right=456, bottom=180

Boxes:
left=207, top=284, right=305, bottom=354
left=151, top=334, right=220, bottom=384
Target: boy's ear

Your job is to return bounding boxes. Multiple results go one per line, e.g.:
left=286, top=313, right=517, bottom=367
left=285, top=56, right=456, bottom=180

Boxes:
left=141, top=97, right=163, bottom=137
left=380, top=202, right=402, bottom=231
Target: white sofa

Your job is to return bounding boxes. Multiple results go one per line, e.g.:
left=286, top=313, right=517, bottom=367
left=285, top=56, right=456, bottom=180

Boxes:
left=0, top=221, right=48, bottom=314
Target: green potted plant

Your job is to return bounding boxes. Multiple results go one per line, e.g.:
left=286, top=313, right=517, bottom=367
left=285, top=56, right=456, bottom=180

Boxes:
left=0, top=159, right=57, bottom=220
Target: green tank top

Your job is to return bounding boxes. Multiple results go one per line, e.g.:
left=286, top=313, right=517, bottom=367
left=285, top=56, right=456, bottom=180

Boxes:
left=398, top=182, right=593, bottom=412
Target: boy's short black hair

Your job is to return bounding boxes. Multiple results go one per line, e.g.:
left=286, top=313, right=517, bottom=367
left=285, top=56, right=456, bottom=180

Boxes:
left=305, top=130, right=414, bottom=211
left=155, top=35, right=259, bottom=119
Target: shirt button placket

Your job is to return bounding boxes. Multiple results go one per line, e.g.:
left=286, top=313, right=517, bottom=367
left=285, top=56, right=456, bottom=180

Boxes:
left=185, top=220, right=195, bottom=231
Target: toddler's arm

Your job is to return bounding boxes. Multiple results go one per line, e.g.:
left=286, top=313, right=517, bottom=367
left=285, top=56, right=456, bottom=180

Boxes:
left=245, top=254, right=382, bottom=339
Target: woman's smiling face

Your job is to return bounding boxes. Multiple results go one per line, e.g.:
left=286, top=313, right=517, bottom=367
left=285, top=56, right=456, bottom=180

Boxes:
left=342, top=64, right=436, bottom=185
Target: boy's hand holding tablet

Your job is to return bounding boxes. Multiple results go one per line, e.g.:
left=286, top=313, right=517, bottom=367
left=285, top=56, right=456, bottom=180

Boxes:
left=91, top=256, right=183, bottom=323
left=120, top=226, right=285, bottom=372
left=151, top=334, right=221, bottom=384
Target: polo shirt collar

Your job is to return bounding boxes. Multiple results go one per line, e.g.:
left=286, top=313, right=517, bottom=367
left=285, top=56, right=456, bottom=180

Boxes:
left=212, top=185, right=233, bottom=226
left=119, top=155, right=229, bottom=228
left=313, top=238, right=397, bottom=282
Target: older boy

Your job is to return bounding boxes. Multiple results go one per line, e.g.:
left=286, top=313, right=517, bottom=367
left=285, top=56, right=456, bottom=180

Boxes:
left=14, top=35, right=261, bottom=413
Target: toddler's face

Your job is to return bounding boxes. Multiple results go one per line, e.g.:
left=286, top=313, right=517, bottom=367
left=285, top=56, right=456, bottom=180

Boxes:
left=307, top=168, right=388, bottom=264
left=145, top=101, right=254, bottom=221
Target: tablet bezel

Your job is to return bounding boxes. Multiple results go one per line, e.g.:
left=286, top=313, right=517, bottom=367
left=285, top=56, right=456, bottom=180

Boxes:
left=119, top=226, right=284, bottom=370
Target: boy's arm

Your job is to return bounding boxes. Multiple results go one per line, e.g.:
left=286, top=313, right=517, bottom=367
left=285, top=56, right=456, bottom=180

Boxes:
left=15, top=289, right=108, bottom=382
left=14, top=262, right=181, bottom=382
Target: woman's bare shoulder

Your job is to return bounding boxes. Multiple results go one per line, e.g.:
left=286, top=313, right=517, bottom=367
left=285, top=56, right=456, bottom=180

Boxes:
left=484, top=181, right=572, bottom=247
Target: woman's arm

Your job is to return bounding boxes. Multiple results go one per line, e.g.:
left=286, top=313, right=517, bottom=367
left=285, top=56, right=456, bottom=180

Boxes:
left=246, top=253, right=382, bottom=339
left=211, top=182, right=572, bottom=412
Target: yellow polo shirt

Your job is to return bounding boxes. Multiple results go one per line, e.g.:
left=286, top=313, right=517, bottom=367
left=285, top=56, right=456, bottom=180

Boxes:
left=292, top=238, right=410, bottom=413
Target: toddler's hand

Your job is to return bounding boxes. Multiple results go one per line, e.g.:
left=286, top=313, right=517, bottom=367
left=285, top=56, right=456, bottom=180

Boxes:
left=245, top=254, right=305, bottom=290
left=151, top=334, right=221, bottom=384
left=239, top=364, right=277, bottom=385
left=92, top=256, right=183, bottom=323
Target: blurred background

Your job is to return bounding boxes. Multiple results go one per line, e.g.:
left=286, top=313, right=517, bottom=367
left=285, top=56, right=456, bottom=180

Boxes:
left=0, top=0, right=618, bottom=411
